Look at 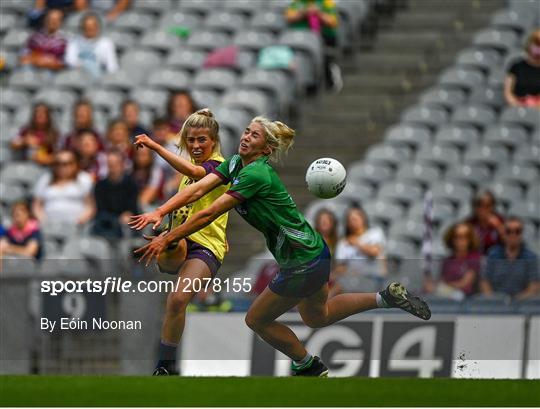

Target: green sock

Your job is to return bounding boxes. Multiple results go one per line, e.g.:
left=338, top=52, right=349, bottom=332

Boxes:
left=292, top=354, right=314, bottom=370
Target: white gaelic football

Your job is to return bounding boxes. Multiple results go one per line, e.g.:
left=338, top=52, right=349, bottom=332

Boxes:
left=306, top=158, right=347, bottom=199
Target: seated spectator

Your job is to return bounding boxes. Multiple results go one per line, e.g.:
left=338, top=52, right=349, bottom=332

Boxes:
left=0, top=202, right=43, bottom=260
left=11, top=103, right=58, bottom=166
left=148, top=117, right=181, bottom=197
left=32, top=150, right=95, bottom=226
left=314, top=207, right=338, bottom=255
left=20, top=8, right=67, bottom=72
left=505, top=29, right=540, bottom=107
left=167, top=91, right=196, bottom=135
left=332, top=206, right=386, bottom=296
left=27, top=0, right=77, bottom=29
left=481, top=217, right=540, bottom=300
left=91, top=150, right=138, bottom=239
left=74, top=129, right=107, bottom=181
left=121, top=100, right=149, bottom=140
left=131, top=147, right=165, bottom=210
left=61, top=99, right=103, bottom=150
left=65, top=12, right=118, bottom=79
left=285, top=0, right=342, bottom=92
left=105, top=119, right=132, bottom=161
left=466, top=190, right=505, bottom=254
left=425, top=222, right=481, bottom=299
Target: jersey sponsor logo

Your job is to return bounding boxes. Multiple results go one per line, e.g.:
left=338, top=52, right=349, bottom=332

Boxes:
left=233, top=177, right=241, bottom=185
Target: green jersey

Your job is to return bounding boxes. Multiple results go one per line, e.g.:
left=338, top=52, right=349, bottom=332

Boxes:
left=214, top=155, right=325, bottom=268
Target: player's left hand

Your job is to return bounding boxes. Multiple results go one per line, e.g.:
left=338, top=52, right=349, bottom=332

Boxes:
left=133, top=232, right=169, bottom=266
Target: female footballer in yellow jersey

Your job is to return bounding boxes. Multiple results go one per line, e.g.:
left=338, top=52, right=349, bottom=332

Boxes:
left=133, top=109, right=229, bottom=375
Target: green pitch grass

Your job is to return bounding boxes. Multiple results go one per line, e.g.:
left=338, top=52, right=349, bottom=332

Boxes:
left=1, top=376, right=539, bottom=407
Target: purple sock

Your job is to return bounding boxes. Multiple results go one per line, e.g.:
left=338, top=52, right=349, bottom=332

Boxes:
left=156, top=340, right=177, bottom=371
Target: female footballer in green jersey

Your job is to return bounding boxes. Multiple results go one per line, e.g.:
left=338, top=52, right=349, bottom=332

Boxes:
left=130, top=116, right=431, bottom=377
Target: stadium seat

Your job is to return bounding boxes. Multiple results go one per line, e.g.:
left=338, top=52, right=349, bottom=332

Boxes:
left=140, top=30, right=182, bottom=52
left=362, top=199, right=405, bottom=227
left=509, top=201, right=540, bottom=225
left=40, top=220, right=79, bottom=244
left=455, top=48, right=501, bottom=74
left=408, top=199, right=455, bottom=227
left=40, top=258, right=90, bottom=277
left=377, top=180, right=424, bottom=207
left=385, top=238, right=418, bottom=261
left=486, top=66, right=506, bottom=88
left=221, top=0, right=266, bottom=15
left=338, top=181, right=374, bottom=204
left=495, top=164, right=539, bottom=188
left=1, top=0, right=33, bottom=13
left=233, top=30, right=275, bottom=51
left=500, top=107, right=540, bottom=131
left=101, top=69, right=140, bottom=91
left=304, top=198, right=349, bottom=225
left=235, top=50, right=257, bottom=73
left=437, top=66, right=485, bottom=92
left=63, top=236, right=114, bottom=272
left=388, top=219, right=424, bottom=245
left=515, top=296, right=540, bottom=315
left=0, top=183, right=25, bottom=206
left=0, top=162, right=45, bottom=188
left=53, top=69, right=93, bottom=92
left=204, top=11, right=248, bottom=34
left=463, top=144, right=509, bottom=169
left=401, top=105, right=449, bottom=129
left=384, top=124, right=432, bottom=151
left=249, top=10, right=287, bottom=34
left=416, top=144, right=461, bottom=170
left=239, top=69, right=294, bottom=113
left=0, top=48, right=18, bottom=72
left=483, top=124, right=529, bottom=150
left=347, top=161, right=394, bottom=186
left=190, top=88, right=221, bottom=111
left=266, top=0, right=291, bottom=12
left=33, top=88, right=77, bottom=111
left=186, top=30, right=232, bottom=51
left=490, top=9, right=536, bottom=34
left=0, top=12, right=19, bottom=34
left=132, top=0, right=173, bottom=14
left=468, top=86, right=505, bottom=109
left=419, top=87, right=467, bottom=111
left=120, top=49, right=162, bottom=84
left=64, top=11, right=84, bottom=30
left=2, top=28, right=30, bottom=50
left=129, top=87, right=169, bottom=113
left=166, top=49, right=207, bottom=73
left=450, top=104, right=497, bottom=130
left=147, top=69, right=192, bottom=91
left=465, top=293, right=512, bottom=314
left=429, top=181, right=473, bottom=209
left=84, top=88, right=124, bottom=116
left=472, top=28, right=520, bottom=54
left=279, top=30, right=323, bottom=75
left=396, top=163, right=442, bottom=188
left=221, top=88, right=274, bottom=117
left=159, top=11, right=203, bottom=31
left=364, top=144, right=412, bottom=169
left=1, top=257, right=37, bottom=278
left=8, top=70, right=48, bottom=92
left=213, top=107, right=252, bottom=139
left=113, top=11, right=156, bottom=33
left=423, top=296, right=463, bottom=314
left=193, top=68, right=238, bottom=93
left=178, top=0, right=222, bottom=15
left=489, top=182, right=524, bottom=209
left=434, top=124, right=480, bottom=150
left=526, top=185, right=539, bottom=204
left=514, top=144, right=540, bottom=168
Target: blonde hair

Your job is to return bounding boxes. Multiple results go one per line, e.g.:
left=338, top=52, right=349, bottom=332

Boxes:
left=176, top=108, right=221, bottom=155
left=251, top=116, right=295, bottom=162
left=525, top=29, right=540, bottom=53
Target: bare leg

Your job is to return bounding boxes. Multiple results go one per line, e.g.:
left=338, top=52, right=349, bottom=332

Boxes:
left=298, top=283, right=378, bottom=328
left=245, top=288, right=305, bottom=360
left=161, top=259, right=212, bottom=343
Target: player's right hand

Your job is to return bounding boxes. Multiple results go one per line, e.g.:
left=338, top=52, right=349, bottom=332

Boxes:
left=128, top=210, right=164, bottom=230
left=133, top=134, right=159, bottom=151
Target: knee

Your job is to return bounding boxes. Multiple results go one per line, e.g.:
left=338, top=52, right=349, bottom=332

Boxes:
left=302, top=315, right=327, bottom=329
left=245, top=311, right=266, bottom=332
left=166, top=293, right=191, bottom=315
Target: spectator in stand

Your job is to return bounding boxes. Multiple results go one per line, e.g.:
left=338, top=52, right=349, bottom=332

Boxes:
left=0, top=202, right=43, bottom=260
left=481, top=216, right=540, bottom=300
left=91, top=150, right=138, bottom=239
left=62, top=99, right=103, bottom=150
left=65, top=12, right=118, bottom=79
left=466, top=190, right=505, bottom=255
left=331, top=206, right=386, bottom=296
left=505, top=29, right=540, bottom=107
left=74, top=129, right=107, bottom=181
left=76, top=0, right=131, bottom=22
left=424, top=222, right=481, bottom=299
left=11, top=103, right=58, bottom=166
left=121, top=100, right=149, bottom=141
left=166, top=91, right=197, bottom=135
left=131, top=147, right=165, bottom=210
left=32, top=150, right=95, bottom=226
left=105, top=119, right=132, bottom=161
left=285, top=0, right=342, bottom=92
left=314, top=208, right=338, bottom=255
left=20, top=8, right=67, bottom=73
left=27, top=0, right=76, bottom=29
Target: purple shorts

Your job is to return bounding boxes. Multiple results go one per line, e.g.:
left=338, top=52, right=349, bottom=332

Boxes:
left=158, top=239, right=221, bottom=277
left=185, top=239, right=221, bottom=277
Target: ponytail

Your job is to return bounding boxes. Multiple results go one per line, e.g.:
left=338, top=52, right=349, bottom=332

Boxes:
left=251, top=116, right=295, bottom=162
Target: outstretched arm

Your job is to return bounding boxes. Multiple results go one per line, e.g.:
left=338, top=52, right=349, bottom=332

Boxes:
left=134, top=193, right=239, bottom=264
left=129, top=172, right=224, bottom=230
